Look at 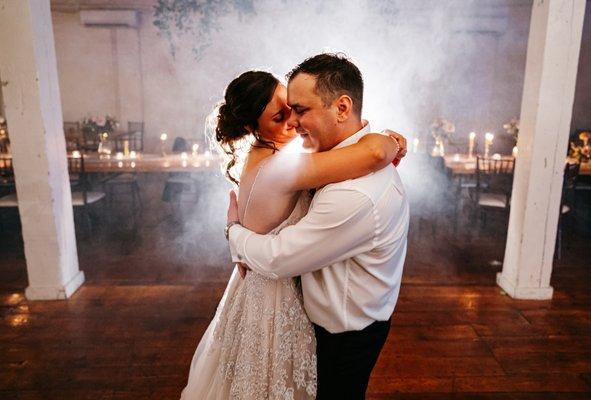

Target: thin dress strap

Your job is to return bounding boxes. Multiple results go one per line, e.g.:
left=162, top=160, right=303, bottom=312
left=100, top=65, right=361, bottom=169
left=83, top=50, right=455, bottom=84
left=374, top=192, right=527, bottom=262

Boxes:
left=241, top=158, right=269, bottom=228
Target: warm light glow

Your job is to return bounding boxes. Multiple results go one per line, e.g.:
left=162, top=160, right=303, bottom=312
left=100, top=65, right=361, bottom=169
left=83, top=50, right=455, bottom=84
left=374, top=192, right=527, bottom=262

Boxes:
left=160, top=132, right=168, bottom=141
left=485, top=132, right=494, bottom=144
left=512, top=146, right=518, bottom=158
left=116, top=152, right=124, bottom=160
left=131, top=161, right=136, bottom=169
left=469, top=131, right=476, bottom=140
left=453, top=153, right=460, bottom=162
left=182, top=160, right=188, bottom=168
left=6, top=293, right=23, bottom=305
left=181, top=152, right=188, bottom=160
left=117, top=161, right=123, bottom=168
left=129, top=151, right=137, bottom=159
left=8, top=314, right=29, bottom=327
left=72, top=150, right=81, bottom=159
left=192, top=143, right=200, bottom=154
left=492, top=153, right=501, bottom=160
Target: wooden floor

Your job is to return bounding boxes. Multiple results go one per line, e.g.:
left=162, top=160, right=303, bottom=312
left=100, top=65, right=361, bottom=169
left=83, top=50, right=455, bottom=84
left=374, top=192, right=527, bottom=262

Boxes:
left=1, top=173, right=591, bottom=399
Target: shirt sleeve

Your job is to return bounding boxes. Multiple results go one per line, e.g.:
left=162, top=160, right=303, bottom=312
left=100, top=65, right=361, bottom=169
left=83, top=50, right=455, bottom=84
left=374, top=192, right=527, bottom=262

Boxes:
left=228, top=186, right=376, bottom=279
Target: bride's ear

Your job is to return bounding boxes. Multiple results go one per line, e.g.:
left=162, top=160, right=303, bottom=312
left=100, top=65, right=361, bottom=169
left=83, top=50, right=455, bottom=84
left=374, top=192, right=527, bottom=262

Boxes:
left=335, top=95, right=353, bottom=122
left=244, top=125, right=254, bottom=133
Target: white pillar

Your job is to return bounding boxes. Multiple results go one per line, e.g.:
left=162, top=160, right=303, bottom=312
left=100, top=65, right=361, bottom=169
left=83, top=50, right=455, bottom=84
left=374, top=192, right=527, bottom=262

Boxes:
left=0, top=0, right=84, bottom=299
left=498, top=0, right=586, bottom=300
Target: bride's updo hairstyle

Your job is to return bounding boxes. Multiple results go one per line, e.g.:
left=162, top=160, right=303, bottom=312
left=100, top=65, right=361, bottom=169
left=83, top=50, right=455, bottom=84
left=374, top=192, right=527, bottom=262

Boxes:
left=215, top=71, right=279, bottom=185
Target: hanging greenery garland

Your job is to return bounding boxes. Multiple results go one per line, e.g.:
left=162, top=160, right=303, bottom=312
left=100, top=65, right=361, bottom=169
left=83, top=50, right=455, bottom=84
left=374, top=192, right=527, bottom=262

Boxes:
left=153, top=0, right=257, bottom=60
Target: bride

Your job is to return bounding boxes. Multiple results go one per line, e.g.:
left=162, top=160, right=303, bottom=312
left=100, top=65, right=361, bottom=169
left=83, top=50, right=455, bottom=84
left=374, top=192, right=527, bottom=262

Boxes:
left=180, top=70, right=405, bottom=399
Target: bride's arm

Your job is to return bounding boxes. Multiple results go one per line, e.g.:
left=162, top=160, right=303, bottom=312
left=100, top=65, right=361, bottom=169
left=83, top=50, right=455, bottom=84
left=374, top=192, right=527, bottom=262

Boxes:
left=264, top=133, right=402, bottom=193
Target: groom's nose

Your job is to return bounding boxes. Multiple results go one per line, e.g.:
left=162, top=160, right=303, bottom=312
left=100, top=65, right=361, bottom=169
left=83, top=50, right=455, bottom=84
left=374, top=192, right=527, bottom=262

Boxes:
left=286, top=110, right=298, bottom=129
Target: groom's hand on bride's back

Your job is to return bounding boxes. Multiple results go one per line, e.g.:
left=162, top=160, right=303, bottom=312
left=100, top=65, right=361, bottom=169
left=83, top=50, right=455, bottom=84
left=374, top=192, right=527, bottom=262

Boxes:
left=383, top=129, right=407, bottom=166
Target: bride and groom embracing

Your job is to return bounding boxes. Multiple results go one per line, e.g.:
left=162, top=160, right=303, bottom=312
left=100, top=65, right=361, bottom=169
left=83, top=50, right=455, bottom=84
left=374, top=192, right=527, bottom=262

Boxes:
left=181, top=53, right=410, bottom=400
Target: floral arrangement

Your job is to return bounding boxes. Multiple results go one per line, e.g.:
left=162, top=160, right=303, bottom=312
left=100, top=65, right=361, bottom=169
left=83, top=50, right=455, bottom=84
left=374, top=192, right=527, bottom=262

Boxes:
left=569, top=131, right=591, bottom=163
left=430, top=117, right=455, bottom=143
left=81, top=115, right=119, bottom=136
left=503, top=117, right=519, bottom=143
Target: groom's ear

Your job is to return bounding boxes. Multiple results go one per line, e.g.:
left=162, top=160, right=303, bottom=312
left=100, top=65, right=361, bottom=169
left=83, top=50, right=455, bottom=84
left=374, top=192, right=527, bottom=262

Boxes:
left=335, top=95, right=353, bottom=122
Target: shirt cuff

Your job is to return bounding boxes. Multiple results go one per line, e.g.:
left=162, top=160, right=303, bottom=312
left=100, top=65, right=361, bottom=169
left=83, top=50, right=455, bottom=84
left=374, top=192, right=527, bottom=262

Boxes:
left=228, top=224, right=253, bottom=263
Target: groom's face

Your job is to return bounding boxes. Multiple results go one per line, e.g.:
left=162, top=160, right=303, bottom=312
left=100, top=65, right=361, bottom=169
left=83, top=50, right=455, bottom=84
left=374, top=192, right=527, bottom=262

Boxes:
left=287, top=73, right=338, bottom=152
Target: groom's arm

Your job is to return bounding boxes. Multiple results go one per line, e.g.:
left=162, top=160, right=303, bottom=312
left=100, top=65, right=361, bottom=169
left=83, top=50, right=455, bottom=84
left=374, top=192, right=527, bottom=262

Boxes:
left=228, top=187, right=375, bottom=279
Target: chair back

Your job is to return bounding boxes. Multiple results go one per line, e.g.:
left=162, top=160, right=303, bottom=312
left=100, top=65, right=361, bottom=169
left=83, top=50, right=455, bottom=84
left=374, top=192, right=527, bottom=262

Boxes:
left=67, top=155, right=90, bottom=204
left=118, top=121, right=144, bottom=152
left=476, top=156, right=515, bottom=207
left=561, top=162, right=580, bottom=211
left=0, top=156, right=15, bottom=194
left=63, top=121, right=81, bottom=151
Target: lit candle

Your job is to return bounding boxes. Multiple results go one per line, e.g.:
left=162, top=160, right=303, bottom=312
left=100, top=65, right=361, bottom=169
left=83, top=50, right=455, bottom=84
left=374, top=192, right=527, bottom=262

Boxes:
left=512, top=146, right=518, bottom=158
left=117, top=161, right=123, bottom=168
left=468, top=132, right=476, bottom=159
left=485, top=132, right=494, bottom=158
left=116, top=152, right=123, bottom=160
left=412, top=138, right=419, bottom=153
left=431, top=145, right=440, bottom=157
left=492, top=153, right=501, bottom=160
left=72, top=150, right=81, bottom=159
left=160, top=132, right=168, bottom=156
left=129, top=151, right=137, bottom=159
left=192, top=143, right=200, bottom=156
left=181, top=152, right=188, bottom=160
left=130, top=161, right=136, bottom=169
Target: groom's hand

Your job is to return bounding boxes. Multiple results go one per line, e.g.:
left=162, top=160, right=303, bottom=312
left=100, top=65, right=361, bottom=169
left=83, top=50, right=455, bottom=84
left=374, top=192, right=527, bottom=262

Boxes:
left=227, top=189, right=239, bottom=225
left=383, top=130, right=407, bottom=166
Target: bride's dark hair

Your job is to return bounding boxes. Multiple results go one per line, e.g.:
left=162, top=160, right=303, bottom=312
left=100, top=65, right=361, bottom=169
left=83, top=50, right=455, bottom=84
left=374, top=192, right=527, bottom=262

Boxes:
left=215, top=71, right=280, bottom=185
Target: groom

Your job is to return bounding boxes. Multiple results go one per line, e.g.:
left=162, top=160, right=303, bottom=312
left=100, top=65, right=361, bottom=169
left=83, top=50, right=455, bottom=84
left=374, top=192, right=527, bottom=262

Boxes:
left=226, top=53, right=410, bottom=399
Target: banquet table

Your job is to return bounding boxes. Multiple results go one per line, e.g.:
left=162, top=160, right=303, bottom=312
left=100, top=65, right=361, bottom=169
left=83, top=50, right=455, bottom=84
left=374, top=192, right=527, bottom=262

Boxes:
left=443, top=154, right=591, bottom=176
left=0, top=152, right=221, bottom=173
left=81, top=152, right=220, bottom=173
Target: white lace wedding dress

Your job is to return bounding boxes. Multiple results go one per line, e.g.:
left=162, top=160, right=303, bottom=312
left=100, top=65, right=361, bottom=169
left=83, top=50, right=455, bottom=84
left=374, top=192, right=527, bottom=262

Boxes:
left=180, top=191, right=317, bottom=400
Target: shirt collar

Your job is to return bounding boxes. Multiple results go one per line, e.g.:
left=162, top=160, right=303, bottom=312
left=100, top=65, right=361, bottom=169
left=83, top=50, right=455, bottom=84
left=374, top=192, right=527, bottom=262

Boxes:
left=332, top=122, right=371, bottom=150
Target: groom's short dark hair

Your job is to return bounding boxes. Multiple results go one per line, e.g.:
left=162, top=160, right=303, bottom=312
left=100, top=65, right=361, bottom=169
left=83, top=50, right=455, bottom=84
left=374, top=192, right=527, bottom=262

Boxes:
left=287, top=53, right=363, bottom=116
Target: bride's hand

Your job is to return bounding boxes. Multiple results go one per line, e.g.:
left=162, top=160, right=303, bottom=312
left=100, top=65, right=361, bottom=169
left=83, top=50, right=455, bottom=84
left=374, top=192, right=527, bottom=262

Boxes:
left=383, top=129, right=408, bottom=166
left=227, top=189, right=239, bottom=225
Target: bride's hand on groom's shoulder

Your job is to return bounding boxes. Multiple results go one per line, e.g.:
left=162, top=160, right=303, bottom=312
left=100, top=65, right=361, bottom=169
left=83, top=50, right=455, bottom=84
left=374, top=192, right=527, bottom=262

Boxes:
left=382, top=129, right=408, bottom=166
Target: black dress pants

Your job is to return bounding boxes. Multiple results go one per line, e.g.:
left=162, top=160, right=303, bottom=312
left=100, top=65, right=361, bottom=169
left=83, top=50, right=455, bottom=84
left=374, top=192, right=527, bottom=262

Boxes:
left=314, top=319, right=391, bottom=400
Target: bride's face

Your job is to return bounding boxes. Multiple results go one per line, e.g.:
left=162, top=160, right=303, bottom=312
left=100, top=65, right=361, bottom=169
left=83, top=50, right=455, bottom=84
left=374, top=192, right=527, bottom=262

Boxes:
left=256, top=84, right=297, bottom=145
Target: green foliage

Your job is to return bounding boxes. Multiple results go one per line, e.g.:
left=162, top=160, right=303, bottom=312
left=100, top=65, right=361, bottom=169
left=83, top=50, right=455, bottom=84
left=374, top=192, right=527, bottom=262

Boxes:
left=153, top=0, right=256, bottom=60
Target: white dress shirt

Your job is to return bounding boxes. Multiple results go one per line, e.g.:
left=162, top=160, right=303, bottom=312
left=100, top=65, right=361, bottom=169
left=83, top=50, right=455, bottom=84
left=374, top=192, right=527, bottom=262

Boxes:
left=229, top=124, right=410, bottom=333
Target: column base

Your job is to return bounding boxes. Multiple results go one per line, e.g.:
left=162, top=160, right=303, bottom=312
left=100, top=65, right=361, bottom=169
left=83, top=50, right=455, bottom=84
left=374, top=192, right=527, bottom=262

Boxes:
left=25, top=270, right=85, bottom=300
left=496, top=272, right=553, bottom=300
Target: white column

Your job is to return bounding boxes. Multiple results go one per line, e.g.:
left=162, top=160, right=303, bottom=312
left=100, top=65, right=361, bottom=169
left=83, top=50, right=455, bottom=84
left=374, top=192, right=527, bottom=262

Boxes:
left=498, top=0, right=586, bottom=300
left=0, top=0, right=84, bottom=299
